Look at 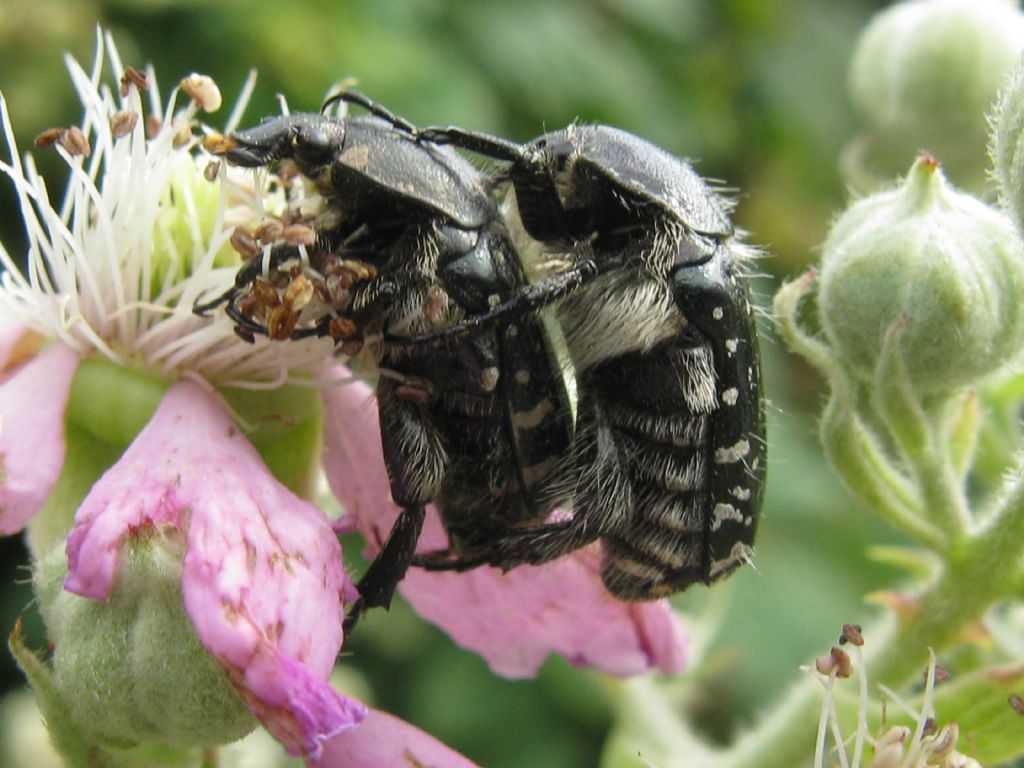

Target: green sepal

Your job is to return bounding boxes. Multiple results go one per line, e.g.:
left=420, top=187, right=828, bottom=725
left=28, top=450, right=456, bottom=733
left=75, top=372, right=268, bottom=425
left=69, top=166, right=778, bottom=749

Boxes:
left=9, top=620, right=95, bottom=768
left=219, top=384, right=324, bottom=499
left=33, top=539, right=256, bottom=754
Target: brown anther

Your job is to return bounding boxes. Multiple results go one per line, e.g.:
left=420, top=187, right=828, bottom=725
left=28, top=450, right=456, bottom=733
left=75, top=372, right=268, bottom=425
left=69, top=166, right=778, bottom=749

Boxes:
left=33, top=127, right=66, bottom=149
left=254, top=219, right=285, bottom=244
left=924, top=723, right=958, bottom=758
left=204, top=160, right=221, bottom=182
left=282, top=223, right=317, bottom=247
left=234, top=294, right=264, bottom=320
left=180, top=73, right=222, bottom=112
left=283, top=274, right=315, bottom=310
left=815, top=646, right=852, bottom=678
left=328, top=316, right=358, bottom=341
left=110, top=110, right=139, bottom=139
left=920, top=717, right=937, bottom=737
left=59, top=125, right=91, bottom=157
left=1009, top=693, right=1024, bottom=715
left=120, top=66, right=149, bottom=96
left=145, top=114, right=162, bottom=139
left=345, top=259, right=377, bottom=280
left=230, top=227, right=261, bottom=259
left=251, top=279, right=281, bottom=309
left=839, top=624, right=864, bottom=646
left=267, top=305, right=298, bottom=340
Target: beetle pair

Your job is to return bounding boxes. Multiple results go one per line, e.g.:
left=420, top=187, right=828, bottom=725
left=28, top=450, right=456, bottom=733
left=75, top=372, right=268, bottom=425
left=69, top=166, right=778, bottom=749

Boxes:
left=198, top=92, right=766, bottom=630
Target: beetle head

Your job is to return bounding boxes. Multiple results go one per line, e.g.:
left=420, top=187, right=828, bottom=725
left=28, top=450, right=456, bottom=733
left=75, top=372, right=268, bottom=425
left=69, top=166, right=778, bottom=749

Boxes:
left=214, top=114, right=345, bottom=172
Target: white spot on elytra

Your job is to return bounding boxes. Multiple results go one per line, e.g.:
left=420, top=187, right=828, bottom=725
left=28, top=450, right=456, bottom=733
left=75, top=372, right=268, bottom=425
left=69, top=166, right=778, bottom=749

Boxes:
left=731, top=485, right=751, bottom=500
left=511, top=399, right=554, bottom=430
left=722, top=387, right=739, bottom=405
left=711, top=502, right=744, bottom=530
left=515, top=369, right=530, bottom=384
left=715, top=439, right=750, bottom=464
left=712, top=307, right=724, bottom=320
left=726, top=339, right=739, bottom=355
left=709, top=542, right=755, bottom=579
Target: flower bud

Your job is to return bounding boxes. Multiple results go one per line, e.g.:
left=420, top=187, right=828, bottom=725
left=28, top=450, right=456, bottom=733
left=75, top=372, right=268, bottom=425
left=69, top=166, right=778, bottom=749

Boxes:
left=34, top=538, right=256, bottom=749
left=848, top=0, right=1024, bottom=189
left=819, top=155, right=1024, bottom=394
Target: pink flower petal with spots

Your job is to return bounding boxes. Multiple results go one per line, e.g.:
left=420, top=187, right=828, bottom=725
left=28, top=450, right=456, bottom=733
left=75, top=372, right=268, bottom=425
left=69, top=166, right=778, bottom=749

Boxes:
left=65, top=380, right=363, bottom=758
left=321, top=374, right=688, bottom=679
left=311, top=708, right=480, bottom=768
left=0, top=342, right=79, bottom=534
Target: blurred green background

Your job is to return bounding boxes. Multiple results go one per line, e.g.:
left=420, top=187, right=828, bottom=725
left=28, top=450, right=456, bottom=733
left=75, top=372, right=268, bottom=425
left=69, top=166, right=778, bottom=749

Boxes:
left=0, top=1, right=916, bottom=766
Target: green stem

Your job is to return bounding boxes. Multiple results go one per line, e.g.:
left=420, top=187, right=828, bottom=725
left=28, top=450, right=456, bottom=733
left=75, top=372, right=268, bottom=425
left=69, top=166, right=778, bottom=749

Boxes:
left=774, top=274, right=942, bottom=547
left=821, top=396, right=942, bottom=550
left=872, top=322, right=970, bottom=536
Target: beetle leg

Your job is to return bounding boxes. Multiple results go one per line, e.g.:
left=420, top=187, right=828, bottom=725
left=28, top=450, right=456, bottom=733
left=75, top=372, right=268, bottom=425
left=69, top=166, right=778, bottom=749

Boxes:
left=321, top=89, right=417, bottom=135
left=343, top=379, right=447, bottom=635
left=416, top=126, right=528, bottom=164
left=343, top=504, right=427, bottom=634
left=384, top=258, right=603, bottom=345
left=409, top=549, right=490, bottom=572
left=192, top=288, right=233, bottom=317
left=223, top=301, right=272, bottom=340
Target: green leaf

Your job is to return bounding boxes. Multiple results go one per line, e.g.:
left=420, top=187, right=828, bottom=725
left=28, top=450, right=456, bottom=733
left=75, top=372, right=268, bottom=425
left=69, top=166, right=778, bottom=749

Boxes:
left=921, top=660, right=1024, bottom=765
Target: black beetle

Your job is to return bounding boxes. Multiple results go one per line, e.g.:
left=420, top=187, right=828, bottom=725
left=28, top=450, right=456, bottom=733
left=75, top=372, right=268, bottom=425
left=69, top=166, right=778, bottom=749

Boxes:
left=199, top=103, right=576, bottom=629
left=400, top=121, right=767, bottom=599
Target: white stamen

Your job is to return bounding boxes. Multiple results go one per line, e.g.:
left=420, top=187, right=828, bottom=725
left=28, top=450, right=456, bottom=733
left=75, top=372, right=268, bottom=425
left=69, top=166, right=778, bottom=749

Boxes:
left=0, top=34, right=336, bottom=388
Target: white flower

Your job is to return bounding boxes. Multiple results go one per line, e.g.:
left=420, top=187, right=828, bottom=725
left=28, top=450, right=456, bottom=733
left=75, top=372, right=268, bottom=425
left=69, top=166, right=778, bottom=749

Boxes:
left=0, top=28, right=334, bottom=389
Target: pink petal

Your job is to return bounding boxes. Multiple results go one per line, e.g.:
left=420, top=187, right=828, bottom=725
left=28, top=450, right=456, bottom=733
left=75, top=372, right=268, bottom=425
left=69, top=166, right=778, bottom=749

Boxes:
left=320, top=376, right=391, bottom=532
left=321, top=373, right=688, bottom=678
left=311, top=708, right=480, bottom=768
left=0, top=343, right=79, bottom=534
left=65, top=380, right=363, bottom=757
left=398, top=550, right=687, bottom=678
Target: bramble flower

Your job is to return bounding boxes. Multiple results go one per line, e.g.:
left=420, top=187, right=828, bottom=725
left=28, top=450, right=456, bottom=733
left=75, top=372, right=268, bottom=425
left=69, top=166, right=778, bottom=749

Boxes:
left=0, top=27, right=687, bottom=767
left=0, top=29, right=365, bottom=762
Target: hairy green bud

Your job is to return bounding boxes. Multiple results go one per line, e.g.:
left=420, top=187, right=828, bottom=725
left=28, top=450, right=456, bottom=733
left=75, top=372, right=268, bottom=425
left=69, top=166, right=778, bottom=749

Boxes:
left=819, top=155, right=1024, bottom=394
left=848, top=0, right=1024, bottom=190
left=33, top=537, right=256, bottom=751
